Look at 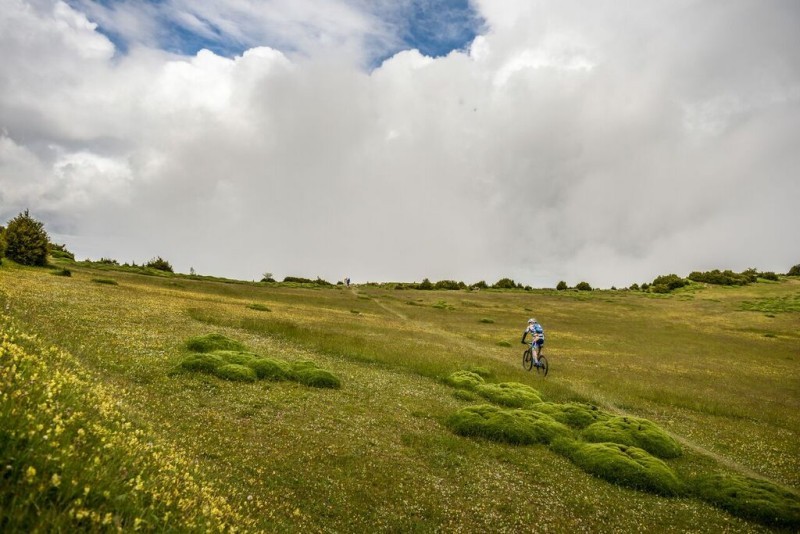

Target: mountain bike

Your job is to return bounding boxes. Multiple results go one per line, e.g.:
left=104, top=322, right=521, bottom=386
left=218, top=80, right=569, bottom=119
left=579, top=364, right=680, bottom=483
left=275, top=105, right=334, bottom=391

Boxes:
left=523, top=345, right=548, bottom=376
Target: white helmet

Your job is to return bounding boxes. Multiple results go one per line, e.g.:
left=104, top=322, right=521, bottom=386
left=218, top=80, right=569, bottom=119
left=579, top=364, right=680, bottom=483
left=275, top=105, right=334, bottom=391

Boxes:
left=528, top=318, right=535, bottom=324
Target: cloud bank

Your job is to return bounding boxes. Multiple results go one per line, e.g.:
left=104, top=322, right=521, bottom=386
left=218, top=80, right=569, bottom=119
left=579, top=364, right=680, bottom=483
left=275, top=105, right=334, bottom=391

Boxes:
left=1, top=0, right=798, bottom=286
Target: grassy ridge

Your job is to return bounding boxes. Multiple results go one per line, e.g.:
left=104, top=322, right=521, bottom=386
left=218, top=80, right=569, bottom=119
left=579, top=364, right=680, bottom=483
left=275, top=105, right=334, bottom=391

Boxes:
left=1, top=260, right=798, bottom=531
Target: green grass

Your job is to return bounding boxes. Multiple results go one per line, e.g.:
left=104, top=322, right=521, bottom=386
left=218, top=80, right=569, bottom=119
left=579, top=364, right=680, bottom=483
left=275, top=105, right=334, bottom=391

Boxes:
left=1, top=259, right=799, bottom=531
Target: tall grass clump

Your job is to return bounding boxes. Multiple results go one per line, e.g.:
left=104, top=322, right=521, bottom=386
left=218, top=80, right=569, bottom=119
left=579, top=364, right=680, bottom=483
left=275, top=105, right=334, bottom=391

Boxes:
left=185, top=333, right=246, bottom=353
left=179, top=352, right=226, bottom=373
left=447, top=405, right=571, bottom=445
left=288, top=361, right=341, bottom=389
left=582, top=416, right=682, bottom=458
left=474, top=382, right=542, bottom=408
left=690, top=473, right=800, bottom=528
left=552, top=439, right=682, bottom=496
left=444, top=370, right=485, bottom=390
left=214, top=364, right=257, bottom=382
left=248, top=358, right=290, bottom=381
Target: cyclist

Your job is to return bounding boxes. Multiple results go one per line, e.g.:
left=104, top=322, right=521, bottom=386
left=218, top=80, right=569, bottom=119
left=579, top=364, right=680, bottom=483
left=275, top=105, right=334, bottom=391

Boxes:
left=521, top=318, right=545, bottom=366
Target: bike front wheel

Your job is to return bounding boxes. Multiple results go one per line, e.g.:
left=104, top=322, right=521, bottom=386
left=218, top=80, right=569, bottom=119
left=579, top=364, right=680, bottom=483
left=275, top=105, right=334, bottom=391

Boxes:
left=536, top=355, right=549, bottom=377
left=523, top=348, right=533, bottom=371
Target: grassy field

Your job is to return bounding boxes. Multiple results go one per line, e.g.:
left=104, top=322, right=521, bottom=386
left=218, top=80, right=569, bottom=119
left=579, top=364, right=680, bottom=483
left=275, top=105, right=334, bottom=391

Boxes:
left=1, top=259, right=798, bottom=532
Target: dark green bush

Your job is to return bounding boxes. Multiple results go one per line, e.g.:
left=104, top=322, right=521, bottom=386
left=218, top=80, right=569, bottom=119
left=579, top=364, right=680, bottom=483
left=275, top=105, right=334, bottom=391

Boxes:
left=447, top=404, right=571, bottom=445
left=91, top=278, right=118, bottom=285
left=418, top=278, right=433, bottom=290
left=552, top=439, right=682, bottom=496
left=0, top=226, right=6, bottom=262
left=214, top=364, right=257, bottom=382
left=688, top=269, right=752, bottom=286
left=575, top=281, right=592, bottom=291
left=145, top=256, right=173, bottom=272
left=185, top=333, right=247, bottom=353
left=247, top=303, right=271, bottom=312
left=444, top=371, right=485, bottom=390
left=479, top=318, right=494, bottom=324
left=532, top=403, right=612, bottom=429
left=788, top=264, right=800, bottom=276
left=281, top=276, right=315, bottom=284
left=582, top=416, right=681, bottom=458
left=652, top=274, right=688, bottom=291
left=4, top=210, right=50, bottom=266
left=434, top=280, right=465, bottom=290
left=691, top=472, right=800, bottom=528
left=52, top=268, right=71, bottom=277
left=759, top=271, right=779, bottom=281
left=492, top=278, right=518, bottom=289
left=474, top=382, right=542, bottom=408
left=470, top=280, right=488, bottom=290
left=556, top=281, right=568, bottom=291
left=180, top=353, right=226, bottom=373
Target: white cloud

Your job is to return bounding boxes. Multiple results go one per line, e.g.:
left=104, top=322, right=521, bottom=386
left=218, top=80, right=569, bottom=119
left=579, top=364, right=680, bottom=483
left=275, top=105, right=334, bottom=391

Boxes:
left=1, top=0, right=798, bottom=285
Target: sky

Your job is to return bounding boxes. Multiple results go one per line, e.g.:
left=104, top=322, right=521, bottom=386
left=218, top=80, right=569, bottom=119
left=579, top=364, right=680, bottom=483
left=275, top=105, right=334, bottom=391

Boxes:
left=1, top=0, right=798, bottom=288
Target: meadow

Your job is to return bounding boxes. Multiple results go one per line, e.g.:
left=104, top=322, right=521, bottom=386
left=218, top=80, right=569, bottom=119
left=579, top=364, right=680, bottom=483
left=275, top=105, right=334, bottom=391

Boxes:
left=1, top=259, right=798, bottom=532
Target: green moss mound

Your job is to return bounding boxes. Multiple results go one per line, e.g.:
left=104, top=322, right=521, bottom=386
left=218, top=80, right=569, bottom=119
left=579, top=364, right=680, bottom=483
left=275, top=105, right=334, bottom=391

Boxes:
left=186, top=333, right=247, bottom=353
left=532, top=402, right=612, bottom=429
left=213, top=364, right=257, bottom=382
left=474, top=382, right=542, bottom=408
left=289, top=361, right=341, bottom=389
left=553, top=440, right=682, bottom=496
left=447, top=404, right=571, bottom=445
left=180, top=353, right=225, bottom=373
left=212, top=350, right=259, bottom=366
left=444, top=370, right=485, bottom=390
left=453, top=389, right=481, bottom=402
left=691, top=473, right=800, bottom=528
left=249, top=358, right=290, bottom=380
left=582, top=416, right=682, bottom=459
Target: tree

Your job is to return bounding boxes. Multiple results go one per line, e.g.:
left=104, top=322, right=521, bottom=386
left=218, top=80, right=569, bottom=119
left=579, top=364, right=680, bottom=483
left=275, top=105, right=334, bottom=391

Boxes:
left=556, top=281, right=568, bottom=291
left=493, top=278, right=517, bottom=289
left=575, top=281, right=592, bottom=291
left=5, top=210, right=50, bottom=266
left=0, top=226, right=6, bottom=264
left=788, top=264, right=800, bottom=276
left=418, top=278, right=433, bottom=290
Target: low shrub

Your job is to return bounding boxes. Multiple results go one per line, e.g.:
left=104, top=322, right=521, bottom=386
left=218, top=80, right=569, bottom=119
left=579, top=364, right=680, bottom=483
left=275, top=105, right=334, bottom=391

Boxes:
left=492, top=278, right=518, bottom=289
left=552, top=440, right=682, bottom=496
left=465, top=366, right=493, bottom=378
left=185, top=333, right=247, bottom=353
left=532, top=403, right=612, bottom=429
left=690, top=472, right=800, bottom=528
left=91, top=278, right=118, bottom=285
left=180, top=353, right=225, bottom=373
left=479, top=318, right=494, bottom=324
left=474, top=382, right=542, bottom=408
left=575, top=281, right=592, bottom=291
left=496, top=340, right=511, bottom=347
left=582, top=416, right=681, bottom=458
left=289, top=361, right=341, bottom=389
left=788, top=264, right=800, bottom=276
left=447, top=404, right=571, bottom=445
left=247, top=303, right=271, bottom=312
left=444, top=371, right=485, bottom=390
left=52, top=268, right=71, bottom=277
left=214, top=364, right=257, bottom=382
left=759, top=271, right=779, bottom=281
left=652, top=274, right=688, bottom=291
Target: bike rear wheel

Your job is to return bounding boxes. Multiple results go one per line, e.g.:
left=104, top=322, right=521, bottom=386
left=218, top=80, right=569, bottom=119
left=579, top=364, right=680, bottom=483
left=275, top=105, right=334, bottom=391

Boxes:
left=522, top=348, right=533, bottom=371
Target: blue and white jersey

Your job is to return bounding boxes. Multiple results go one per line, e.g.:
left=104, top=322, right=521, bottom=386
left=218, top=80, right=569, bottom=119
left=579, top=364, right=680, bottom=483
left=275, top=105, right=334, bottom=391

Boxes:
left=526, top=322, right=544, bottom=340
